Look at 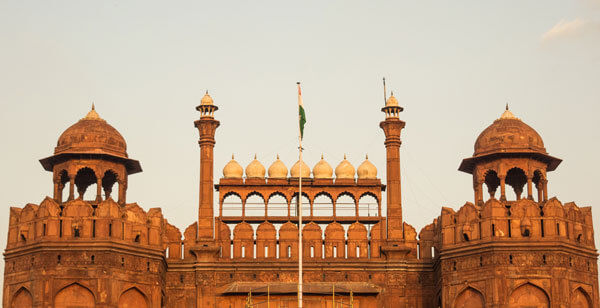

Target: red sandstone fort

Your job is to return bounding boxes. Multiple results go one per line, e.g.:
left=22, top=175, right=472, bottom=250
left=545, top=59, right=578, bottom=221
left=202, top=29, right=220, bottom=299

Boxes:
left=3, top=92, right=598, bottom=307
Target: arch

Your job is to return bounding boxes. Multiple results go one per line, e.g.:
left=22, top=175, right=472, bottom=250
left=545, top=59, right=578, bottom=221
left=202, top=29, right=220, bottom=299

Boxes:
left=358, top=193, right=378, bottom=216
left=508, top=283, right=549, bottom=308
left=245, top=192, right=266, bottom=216
left=11, top=287, right=33, bottom=308
left=75, top=167, right=98, bottom=200
left=506, top=167, right=527, bottom=200
left=102, top=170, right=119, bottom=200
left=571, top=287, right=592, bottom=308
left=454, top=286, right=484, bottom=308
left=221, top=193, right=242, bottom=217
left=267, top=192, right=288, bottom=216
left=291, top=193, right=310, bottom=217
left=336, top=192, right=356, bottom=217
left=484, top=170, right=500, bottom=199
left=58, top=169, right=70, bottom=202
left=118, top=287, right=148, bottom=308
left=54, top=283, right=95, bottom=308
left=313, top=192, right=334, bottom=216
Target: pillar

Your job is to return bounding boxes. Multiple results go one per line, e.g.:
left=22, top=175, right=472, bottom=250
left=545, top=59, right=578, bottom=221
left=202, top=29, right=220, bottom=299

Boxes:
left=543, top=179, right=548, bottom=201
left=527, top=177, right=533, bottom=200
left=53, top=180, right=59, bottom=202
left=537, top=183, right=543, bottom=203
left=499, top=176, right=506, bottom=201
left=118, top=180, right=127, bottom=205
left=96, top=178, right=103, bottom=202
left=68, top=177, right=75, bottom=201
left=380, top=117, right=406, bottom=240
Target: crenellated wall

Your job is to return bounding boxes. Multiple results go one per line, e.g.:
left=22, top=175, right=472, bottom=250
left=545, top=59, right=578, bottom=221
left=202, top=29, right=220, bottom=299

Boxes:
left=3, top=197, right=174, bottom=308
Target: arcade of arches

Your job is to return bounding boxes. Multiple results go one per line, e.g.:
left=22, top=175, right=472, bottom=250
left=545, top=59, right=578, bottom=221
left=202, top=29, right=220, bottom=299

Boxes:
left=3, top=96, right=598, bottom=307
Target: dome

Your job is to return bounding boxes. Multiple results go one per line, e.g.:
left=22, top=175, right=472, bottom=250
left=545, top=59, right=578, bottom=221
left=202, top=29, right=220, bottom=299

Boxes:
left=335, top=154, right=355, bottom=179
left=223, top=154, right=243, bottom=178
left=474, top=107, right=546, bottom=156
left=357, top=155, right=377, bottom=179
left=386, top=93, right=399, bottom=107
left=290, top=159, right=311, bottom=178
left=245, top=155, right=266, bottom=178
left=55, top=105, right=128, bottom=158
left=200, top=91, right=214, bottom=105
left=268, top=155, right=288, bottom=178
left=313, top=154, right=333, bottom=179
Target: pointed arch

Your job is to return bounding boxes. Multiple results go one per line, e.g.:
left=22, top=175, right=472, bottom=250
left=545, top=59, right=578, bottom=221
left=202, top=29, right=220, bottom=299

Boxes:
left=118, top=287, right=148, bottom=308
left=571, top=287, right=592, bottom=308
left=11, top=287, right=33, bottom=308
left=54, top=283, right=95, bottom=308
left=508, top=282, right=549, bottom=308
left=454, top=286, right=484, bottom=308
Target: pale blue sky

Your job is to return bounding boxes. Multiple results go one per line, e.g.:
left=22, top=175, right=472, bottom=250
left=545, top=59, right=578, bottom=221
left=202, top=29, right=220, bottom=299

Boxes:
left=1, top=0, right=600, bottom=294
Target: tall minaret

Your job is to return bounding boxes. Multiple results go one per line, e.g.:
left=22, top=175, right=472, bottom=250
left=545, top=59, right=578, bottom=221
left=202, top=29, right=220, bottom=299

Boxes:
left=379, top=92, right=405, bottom=240
left=194, top=91, right=220, bottom=240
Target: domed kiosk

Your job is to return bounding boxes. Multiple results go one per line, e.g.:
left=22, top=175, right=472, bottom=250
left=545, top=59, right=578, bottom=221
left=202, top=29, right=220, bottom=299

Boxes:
left=459, top=106, right=561, bottom=203
left=39, top=105, right=141, bottom=204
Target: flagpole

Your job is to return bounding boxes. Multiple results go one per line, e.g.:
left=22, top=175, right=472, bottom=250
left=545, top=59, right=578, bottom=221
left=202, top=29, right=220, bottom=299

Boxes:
left=296, top=82, right=304, bottom=308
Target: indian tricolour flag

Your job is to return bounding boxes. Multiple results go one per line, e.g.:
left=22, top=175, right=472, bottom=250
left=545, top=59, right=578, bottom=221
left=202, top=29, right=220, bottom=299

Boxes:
left=297, top=82, right=306, bottom=139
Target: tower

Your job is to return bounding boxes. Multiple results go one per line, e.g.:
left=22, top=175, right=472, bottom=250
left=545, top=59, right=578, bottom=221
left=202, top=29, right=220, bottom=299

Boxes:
left=194, top=92, right=220, bottom=241
left=379, top=93, right=405, bottom=240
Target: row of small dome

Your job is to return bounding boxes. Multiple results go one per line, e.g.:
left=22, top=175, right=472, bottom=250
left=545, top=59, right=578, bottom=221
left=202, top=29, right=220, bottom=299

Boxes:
left=223, top=154, right=377, bottom=179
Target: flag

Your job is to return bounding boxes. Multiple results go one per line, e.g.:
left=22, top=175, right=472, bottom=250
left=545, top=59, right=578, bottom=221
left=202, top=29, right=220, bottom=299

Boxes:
left=297, top=83, right=306, bottom=139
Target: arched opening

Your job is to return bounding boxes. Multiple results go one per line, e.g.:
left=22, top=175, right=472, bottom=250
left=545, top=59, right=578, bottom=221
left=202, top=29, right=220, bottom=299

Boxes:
left=102, top=170, right=118, bottom=200
left=532, top=170, right=544, bottom=202
left=336, top=193, right=356, bottom=217
left=222, top=193, right=242, bottom=217
left=571, top=287, right=592, bottom=308
left=58, top=170, right=70, bottom=202
left=11, top=287, right=33, bottom=308
left=75, top=168, right=98, bottom=201
left=118, top=287, right=148, bottom=308
left=508, top=283, right=549, bottom=308
left=245, top=193, right=266, bottom=216
left=267, top=193, right=287, bottom=217
left=484, top=170, right=500, bottom=200
left=454, top=287, right=484, bottom=308
left=358, top=194, right=378, bottom=216
left=506, top=168, right=527, bottom=200
left=54, top=283, right=95, bottom=308
left=313, top=193, right=333, bottom=216
left=291, top=193, right=310, bottom=217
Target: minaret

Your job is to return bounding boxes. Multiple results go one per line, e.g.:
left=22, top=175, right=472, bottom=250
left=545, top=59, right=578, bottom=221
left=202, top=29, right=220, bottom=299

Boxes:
left=379, top=92, right=405, bottom=240
left=194, top=91, right=220, bottom=240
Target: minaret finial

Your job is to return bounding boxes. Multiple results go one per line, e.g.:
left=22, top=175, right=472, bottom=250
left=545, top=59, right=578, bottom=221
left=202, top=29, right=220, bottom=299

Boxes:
left=232, top=153, right=235, bottom=159
left=92, top=102, right=95, bottom=110
left=277, top=154, right=280, bottom=159
left=506, top=103, right=509, bottom=111
left=366, top=154, right=369, bottom=159
left=206, top=90, right=209, bottom=94
left=321, top=153, right=324, bottom=159
left=344, top=154, right=347, bottom=159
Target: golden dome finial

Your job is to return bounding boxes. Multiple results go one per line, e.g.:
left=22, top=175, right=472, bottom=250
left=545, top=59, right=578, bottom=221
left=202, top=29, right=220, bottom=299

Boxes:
left=506, top=103, right=509, bottom=111
left=254, top=153, right=257, bottom=159
left=500, top=104, right=516, bottom=119
left=321, top=153, right=324, bottom=159
left=344, top=154, right=347, bottom=159
left=232, top=153, right=235, bottom=159
left=84, top=103, right=101, bottom=120
left=277, top=154, right=280, bottom=159
left=366, top=154, right=369, bottom=159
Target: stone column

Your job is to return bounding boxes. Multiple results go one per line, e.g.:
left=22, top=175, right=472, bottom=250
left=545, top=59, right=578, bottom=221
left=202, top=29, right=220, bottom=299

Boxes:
left=96, top=177, right=103, bottom=202
left=543, top=179, right=548, bottom=201
left=527, top=176, right=533, bottom=200
left=499, top=176, right=506, bottom=201
left=68, top=177, right=75, bottom=201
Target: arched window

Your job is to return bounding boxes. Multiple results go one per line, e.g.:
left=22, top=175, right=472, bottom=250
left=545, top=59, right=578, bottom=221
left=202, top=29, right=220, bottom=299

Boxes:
left=335, top=193, right=356, bottom=217
left=506, top=168, right=527, bottom=200
left=245, top=193, right=265, bottom=216
left=74, top=168, right=97, bottom=201
left=267, top=193, right=287, bottom=217
left=222, top=193, right=242, bottom=217
left=484, top=170, right=500, bottom=200
left=358, top=194, right=378, bottom=216
left=313, top=193, right=333, bottom=216
left=102, top=170, right=118, bottom=200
